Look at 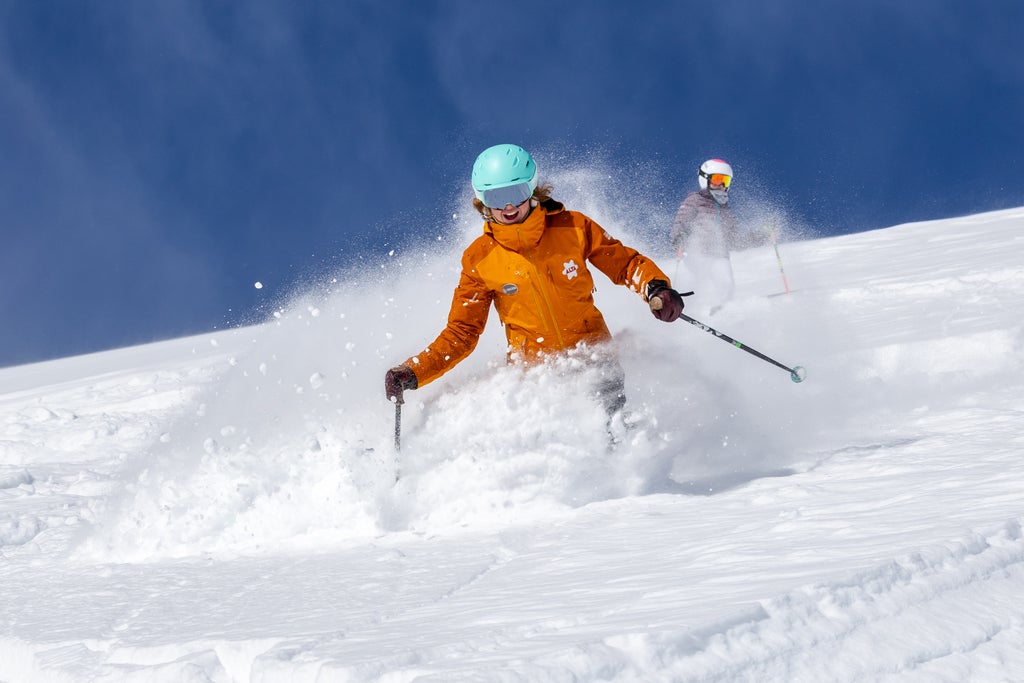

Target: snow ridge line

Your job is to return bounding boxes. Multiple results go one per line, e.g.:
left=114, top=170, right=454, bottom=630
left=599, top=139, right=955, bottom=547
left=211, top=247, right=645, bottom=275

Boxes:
left=0, top=468, right=33, bottom=490
left=598, top=518, right=1024, bottom=681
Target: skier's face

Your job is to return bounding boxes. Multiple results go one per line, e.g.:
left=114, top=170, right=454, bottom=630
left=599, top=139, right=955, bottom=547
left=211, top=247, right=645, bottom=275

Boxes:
left=489, top=198, right=531, bottom=224
left=708, top=177, right=729, bottom=205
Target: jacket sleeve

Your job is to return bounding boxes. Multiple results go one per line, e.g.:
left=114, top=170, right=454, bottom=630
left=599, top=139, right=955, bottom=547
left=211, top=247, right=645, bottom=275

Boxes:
left=723, top=206, right=742, bottom=250
left=403, top=250, right=493, bottom=388
left=581, top=215, right=672, bottom=300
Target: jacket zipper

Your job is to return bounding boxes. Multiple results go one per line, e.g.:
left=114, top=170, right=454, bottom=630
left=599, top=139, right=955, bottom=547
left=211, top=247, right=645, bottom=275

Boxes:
left=518, top=227, right=566, bottom=348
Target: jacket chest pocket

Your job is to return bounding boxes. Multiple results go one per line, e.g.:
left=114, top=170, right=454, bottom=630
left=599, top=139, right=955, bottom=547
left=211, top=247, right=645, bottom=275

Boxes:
left=540, top=256, right=595, bottom=299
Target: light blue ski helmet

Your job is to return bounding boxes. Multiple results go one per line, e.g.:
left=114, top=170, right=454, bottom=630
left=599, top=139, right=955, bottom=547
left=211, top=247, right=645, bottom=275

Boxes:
left=471, top=144, right=538, bottom=208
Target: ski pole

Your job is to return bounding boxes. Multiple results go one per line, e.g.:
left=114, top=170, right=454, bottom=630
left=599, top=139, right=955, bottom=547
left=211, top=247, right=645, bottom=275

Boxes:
left=678, top=312, right=806, bottom=383
left=769, top=228, right=791, bottom=294
left=394, top=401, right=402, bottom=451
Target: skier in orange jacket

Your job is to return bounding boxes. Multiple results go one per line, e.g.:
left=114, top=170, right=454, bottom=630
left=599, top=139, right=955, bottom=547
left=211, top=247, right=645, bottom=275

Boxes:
left=385, top=144, right=687, bottom=416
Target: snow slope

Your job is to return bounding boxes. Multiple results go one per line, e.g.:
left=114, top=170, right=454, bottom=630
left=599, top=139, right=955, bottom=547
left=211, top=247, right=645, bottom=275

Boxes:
left=1, top=205, right=1023, bottom=682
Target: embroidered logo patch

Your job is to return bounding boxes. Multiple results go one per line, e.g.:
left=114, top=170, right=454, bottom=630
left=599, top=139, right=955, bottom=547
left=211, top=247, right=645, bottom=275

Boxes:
left=502, top=283, right=519, bottom=295
left=562, top=260, right=579, bottom=280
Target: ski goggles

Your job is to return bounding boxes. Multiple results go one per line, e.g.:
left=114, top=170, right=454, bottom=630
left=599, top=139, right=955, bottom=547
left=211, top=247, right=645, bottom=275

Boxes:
left=701, top=171, right=732, bottom=188
left=479, top=182, right=534, bottom=209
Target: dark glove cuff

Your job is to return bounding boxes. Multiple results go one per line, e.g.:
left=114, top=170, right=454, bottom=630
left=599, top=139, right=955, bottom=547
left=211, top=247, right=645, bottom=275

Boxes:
left=646, top=279, right=670, bottom=301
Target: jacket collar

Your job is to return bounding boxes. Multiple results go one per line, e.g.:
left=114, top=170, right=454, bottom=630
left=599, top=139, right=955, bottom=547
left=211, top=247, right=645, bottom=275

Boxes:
left=483, top=199, right=565, bottom=252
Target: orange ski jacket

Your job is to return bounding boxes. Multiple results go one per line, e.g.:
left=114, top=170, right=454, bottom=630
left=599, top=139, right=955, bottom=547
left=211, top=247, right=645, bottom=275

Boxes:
left=404, top=200, right=671, bottom=388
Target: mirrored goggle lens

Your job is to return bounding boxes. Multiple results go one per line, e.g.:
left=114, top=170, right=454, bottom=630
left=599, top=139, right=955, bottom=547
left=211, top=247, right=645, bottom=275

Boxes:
left=481, top=183, right=533, bottom=209
left=708, top=173, right=731, bottom=188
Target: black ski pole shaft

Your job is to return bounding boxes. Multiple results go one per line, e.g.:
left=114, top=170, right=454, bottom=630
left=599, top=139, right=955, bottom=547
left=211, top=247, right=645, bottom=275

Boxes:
left=394, top=401, right=402, bottom=451
left=679, top=312, right=806, bottom=382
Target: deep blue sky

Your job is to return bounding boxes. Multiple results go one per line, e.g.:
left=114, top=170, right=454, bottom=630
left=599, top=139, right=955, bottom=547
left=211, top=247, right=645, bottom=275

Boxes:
left=2, top=2, right=1022, bottom=368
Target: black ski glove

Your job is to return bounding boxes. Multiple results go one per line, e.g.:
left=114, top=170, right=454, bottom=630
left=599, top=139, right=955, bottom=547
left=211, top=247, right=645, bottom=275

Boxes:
left=647, top=279, right=687, bottom=323
left=385, top=366, right=418, bottom=404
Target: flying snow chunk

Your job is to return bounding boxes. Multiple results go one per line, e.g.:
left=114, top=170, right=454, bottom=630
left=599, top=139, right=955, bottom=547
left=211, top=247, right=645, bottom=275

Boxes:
left=254, top=282, right=264, bottom=289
